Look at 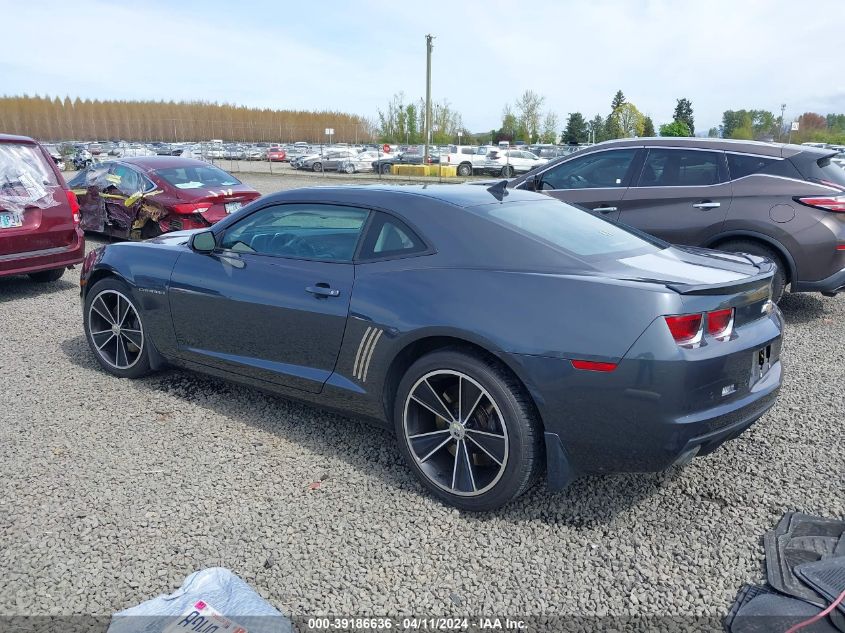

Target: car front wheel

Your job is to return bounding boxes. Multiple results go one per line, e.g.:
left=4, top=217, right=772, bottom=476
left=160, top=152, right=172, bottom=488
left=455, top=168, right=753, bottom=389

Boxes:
left=394, top=349, right=543, bottom=511
left=84, top=278, right=153, bottom=379
left=501, top=166, right=515, bottom=178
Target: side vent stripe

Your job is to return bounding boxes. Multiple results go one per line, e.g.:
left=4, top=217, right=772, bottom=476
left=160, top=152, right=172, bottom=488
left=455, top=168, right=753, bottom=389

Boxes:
left=356, top=328, right=380, bottom=380
left=362, top=329, right=384, bottom=383
left=353, top=326, right=373, bottom=379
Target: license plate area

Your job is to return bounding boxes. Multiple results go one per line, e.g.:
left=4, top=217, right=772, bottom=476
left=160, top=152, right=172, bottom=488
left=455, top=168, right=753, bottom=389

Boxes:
left=225, top=201, right=242, bottom=214
left=0, top=211, right=24, bottom=229
left=751, top=344, right=772, bottom=386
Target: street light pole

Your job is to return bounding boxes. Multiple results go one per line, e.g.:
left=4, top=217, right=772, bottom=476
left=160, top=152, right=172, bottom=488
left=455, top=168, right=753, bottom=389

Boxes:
left=424, top=34, right=434, bottom=164
left=780, top=103, right=786, bottom=142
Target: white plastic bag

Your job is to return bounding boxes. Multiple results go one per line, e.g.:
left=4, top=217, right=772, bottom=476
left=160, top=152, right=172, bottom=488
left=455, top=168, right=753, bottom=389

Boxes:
left=107, top=568, right=292, bottom=633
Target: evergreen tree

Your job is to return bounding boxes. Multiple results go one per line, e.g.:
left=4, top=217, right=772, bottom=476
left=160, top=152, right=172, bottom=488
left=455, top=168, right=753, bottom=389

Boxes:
left=563, top=112, right=589, bottom=144
left=673, top=98, right=695, bottom=135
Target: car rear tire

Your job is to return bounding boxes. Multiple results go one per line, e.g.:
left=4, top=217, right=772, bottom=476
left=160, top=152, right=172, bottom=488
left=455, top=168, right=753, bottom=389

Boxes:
left=84, top=278, right=153, bottom=379
left=394, top=348, right=543, bottom=511
left=718, top=240, right=787, bottom=302
left=140, top=221, right=162, bottom=240
left=28, top=268, right=65, bottom=283
left=344, top=164, right=355, bottom=174
left=312, top=162, right=323, bottom=172
left=501, top=166, right=515, bottom=178
left=457, top=163, right=472, bottom=177
left=380, top=163, right=392, bottom=175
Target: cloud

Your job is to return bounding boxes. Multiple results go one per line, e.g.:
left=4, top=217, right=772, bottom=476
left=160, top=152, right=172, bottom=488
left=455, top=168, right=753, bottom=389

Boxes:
left=2, top=0, right=842, bottom=133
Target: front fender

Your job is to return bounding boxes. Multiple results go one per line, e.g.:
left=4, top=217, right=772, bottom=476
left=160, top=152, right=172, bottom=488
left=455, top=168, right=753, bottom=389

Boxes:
left=85, top=242, right=184, bottom=358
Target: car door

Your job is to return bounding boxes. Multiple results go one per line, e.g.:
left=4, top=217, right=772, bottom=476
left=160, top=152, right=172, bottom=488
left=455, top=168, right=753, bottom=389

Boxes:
left=530, top=148, right=643, bottom=220
left=103, top=164, right=146, bottom=233
left=69, top=164, right=111, bottom=232
left=618, top=147, right=732, bottom=245
left=167, top=202, right=370, bottom=393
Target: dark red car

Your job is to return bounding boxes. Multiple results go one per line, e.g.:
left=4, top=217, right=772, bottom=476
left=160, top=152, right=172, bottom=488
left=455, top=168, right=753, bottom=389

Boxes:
left=267, top=147, right=287, bottom=162
left=0, top=133, right=84, bottom=282
left=68, top=156, right=261, bottom=239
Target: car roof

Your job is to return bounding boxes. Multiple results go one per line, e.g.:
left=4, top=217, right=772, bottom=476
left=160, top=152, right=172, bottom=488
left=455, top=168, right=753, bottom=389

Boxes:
left=112, top=156, right=216, bottom=170
left=0, top=133, right=38, bottom=144
left=584, top=136, right=830, bottom=158
left=267, top=183, right=544, bottom=208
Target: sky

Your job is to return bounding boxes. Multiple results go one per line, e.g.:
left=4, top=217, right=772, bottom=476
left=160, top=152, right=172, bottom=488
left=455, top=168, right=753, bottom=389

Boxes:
left=2, top=0, right=842, bottom=134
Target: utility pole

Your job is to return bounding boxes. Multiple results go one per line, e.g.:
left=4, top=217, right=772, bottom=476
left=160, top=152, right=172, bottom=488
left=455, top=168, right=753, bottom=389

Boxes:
left=424, top=34, right=434, bottom=163
left=780, top=104, right=786, bottom=142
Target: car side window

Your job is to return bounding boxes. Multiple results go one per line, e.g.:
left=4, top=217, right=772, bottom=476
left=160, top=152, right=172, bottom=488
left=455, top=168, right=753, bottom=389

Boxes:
left=109, top=165, right=143, bottom=195
left=637, top=149, right=722, bottom=187
left=220, top=204, right=369, bottom=262
left=358, top=213, right=428, bottom=260
left=540, top=149, right=638, bottom=190
left=727, top=153, right=777, bottom=180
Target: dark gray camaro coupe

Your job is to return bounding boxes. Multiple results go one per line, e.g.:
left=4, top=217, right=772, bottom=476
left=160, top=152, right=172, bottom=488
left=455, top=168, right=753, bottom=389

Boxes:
left=80, top=184, right=784, bottom=510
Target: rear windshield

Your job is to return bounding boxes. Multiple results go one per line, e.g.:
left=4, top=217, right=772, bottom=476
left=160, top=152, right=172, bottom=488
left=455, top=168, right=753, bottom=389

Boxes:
left=806, top=156, right=845, bottom=188
left=154, top=165, right=242, bottom=190
left=0, top=143, right=59, bottom=211
left=472, top=199, right=662, bottom=258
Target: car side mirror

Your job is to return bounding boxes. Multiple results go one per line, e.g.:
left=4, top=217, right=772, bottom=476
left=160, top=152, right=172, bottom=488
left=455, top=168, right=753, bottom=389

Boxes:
left=523, top=176, right=541, bottom=192
left=191, top=230, right=216, bottom=253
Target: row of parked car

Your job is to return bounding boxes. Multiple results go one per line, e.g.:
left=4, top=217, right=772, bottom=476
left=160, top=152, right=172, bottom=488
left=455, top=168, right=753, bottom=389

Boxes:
left=289, top=143, right=585, bottom=176
left=4, top=133, right=844, bottom=304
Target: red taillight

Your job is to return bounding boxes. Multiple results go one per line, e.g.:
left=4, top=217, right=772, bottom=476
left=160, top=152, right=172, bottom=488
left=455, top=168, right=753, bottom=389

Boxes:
left=664, top=314, right=703, bottom=345
left=65, top=190, right=80, bottom=225
left=706, top=308, right=734, bottom=338
left=797, top=195, right=845, bottom=212
left=837, top=244, right=845, bottom=251
left=172, top=202, right=211, bottom=214
left=570, top=359, right=618, bottom=372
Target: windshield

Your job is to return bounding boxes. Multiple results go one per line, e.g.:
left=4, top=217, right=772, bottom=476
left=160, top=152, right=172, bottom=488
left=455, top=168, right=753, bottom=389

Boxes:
left=808, top=156, right=845, bottom=188
left=472, top=199, right=663, bottom=258
left=154, top=165, right=242, bottom=189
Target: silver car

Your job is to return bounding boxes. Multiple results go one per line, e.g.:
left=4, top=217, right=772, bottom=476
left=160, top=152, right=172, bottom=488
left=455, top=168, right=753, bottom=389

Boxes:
left=338, top=151, right=380, bottom=173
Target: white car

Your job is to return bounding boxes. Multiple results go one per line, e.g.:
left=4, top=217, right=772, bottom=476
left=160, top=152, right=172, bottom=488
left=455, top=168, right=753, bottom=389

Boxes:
left=443, top=145, right=500, bottom=177
left=484, top=149, right=548, bottom=177
left=338, top=151, right=380, bottom=173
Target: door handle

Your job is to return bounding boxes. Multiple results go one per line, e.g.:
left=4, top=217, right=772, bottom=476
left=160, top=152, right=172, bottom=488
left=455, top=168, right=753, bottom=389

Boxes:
left=693, top=201, right=721, bottom=209
left=592, top=206, right=617, bottom=213
left=306, top=284, right=340, bottom=298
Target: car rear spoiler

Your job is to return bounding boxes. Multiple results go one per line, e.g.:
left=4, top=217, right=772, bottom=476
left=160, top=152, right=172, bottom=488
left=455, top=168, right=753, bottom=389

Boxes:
left=666, top=262, right=775, bottom=296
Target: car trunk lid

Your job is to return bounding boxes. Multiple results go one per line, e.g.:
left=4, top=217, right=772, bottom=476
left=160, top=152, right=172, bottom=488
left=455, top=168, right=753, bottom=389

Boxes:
left=609, top=245, right=774, bottom=326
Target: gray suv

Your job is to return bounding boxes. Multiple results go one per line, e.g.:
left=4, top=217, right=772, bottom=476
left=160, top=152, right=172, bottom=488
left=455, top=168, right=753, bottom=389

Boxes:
left=512, top=138, right=845, bottom=301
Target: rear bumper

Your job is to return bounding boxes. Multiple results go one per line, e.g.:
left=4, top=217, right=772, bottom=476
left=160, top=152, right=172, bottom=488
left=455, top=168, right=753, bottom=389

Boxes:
left=504, top=311, right=784, bottom=485
left=159, top=215, right=211, bottom=233
left=0, top=229, right=85, bottom=277
left=793, top=266, right=845, bottom=295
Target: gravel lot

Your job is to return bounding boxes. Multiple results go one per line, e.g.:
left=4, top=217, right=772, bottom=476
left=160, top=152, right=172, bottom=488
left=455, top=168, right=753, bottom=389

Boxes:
left=0, top=171, right=843, bottom=624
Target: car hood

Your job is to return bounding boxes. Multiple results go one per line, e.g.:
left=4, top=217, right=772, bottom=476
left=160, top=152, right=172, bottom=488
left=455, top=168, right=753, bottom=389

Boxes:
left=146, top=229, right=200, bottom=246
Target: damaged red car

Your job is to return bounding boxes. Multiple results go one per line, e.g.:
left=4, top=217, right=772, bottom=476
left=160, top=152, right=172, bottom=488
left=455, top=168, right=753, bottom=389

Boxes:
left=67, top=157, right=261, bottom=239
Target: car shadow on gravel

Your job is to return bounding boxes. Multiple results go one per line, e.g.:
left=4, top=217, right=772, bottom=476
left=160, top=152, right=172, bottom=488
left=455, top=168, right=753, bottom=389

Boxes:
left=60, top=332, right=681, bottom=524
left=778, top=293, right=829, bottom=324
left=0, top=276, right=77, bottom=302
